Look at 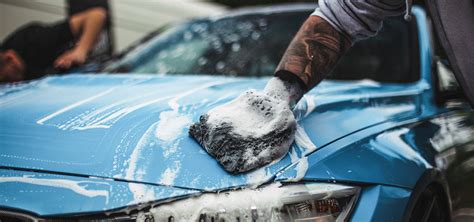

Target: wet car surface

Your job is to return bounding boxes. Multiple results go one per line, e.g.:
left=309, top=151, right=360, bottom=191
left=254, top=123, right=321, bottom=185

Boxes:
left=0, top=4, right=473, bottom=221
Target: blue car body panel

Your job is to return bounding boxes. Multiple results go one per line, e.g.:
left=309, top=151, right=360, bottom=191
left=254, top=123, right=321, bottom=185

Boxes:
left=0, top=169, right=199, bottom=216
left=0, top=69, right=441, bottom=216
left=0, top=6, right=471, bottom=219
left=0, top=74, right=436, bottom=192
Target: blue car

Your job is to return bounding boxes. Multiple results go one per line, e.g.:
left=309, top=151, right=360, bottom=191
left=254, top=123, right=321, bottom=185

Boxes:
left=1, top=4, right=473, bottom=222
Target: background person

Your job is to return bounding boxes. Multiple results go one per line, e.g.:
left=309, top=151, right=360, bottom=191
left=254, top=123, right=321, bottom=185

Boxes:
left=67, top=0, right=114, bottom=62
left=0, top=7, right=107, bottom=83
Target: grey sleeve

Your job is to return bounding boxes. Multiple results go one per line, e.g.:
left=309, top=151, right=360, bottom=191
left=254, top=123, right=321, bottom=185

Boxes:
left=313, top=0, right=410, bottom=41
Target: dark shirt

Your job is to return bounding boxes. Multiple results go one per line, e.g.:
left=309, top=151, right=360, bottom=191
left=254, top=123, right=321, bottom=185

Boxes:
left=0, top=21, right=75, bottom=80
left=68, top=0, right=114, bottom=59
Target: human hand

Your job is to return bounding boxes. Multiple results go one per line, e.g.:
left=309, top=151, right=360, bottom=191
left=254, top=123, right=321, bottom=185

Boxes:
left=189, top=78, right=297, bottom=173
left=54, top=47, right=87, bottom=69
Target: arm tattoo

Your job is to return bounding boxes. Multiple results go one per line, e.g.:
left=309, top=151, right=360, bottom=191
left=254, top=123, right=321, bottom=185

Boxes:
left=275, top=16, right=352, bottom=91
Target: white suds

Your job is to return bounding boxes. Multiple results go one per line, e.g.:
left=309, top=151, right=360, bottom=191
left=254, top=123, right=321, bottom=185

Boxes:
left=37, top=87, right=116, bottom=125
left=292, top=94, right=318, bottom=121
left=288, top=147, right=299, bottom=163
left=204, top=77, right=294, bottom=139
left=287, top=156, right=309, bottom=182
left=124, top=81, right=237, bottom=200
left=128, top=183, right=157, bottom=204
left=0, top=176, right=109, bottom=203
left=246, top=167, right=271, bottom=188
left=125, top=123, right=158, bottom=203
left=155, top=80, right=233, bottom=142
left=155, top=111, right=191, bottom=141
left=206, top=90, right=294, bottom=138
left=284, top=124, right=317, bottom=182
left=294, top=124, right=317, bottom=154
left=37, top=80, right=232, bottom=131
left=302, top=95, right=317, bottom=118
left=147, top=183, right=285, bottom=222
left=263, top=77, right=291, bottom=101
left=41, top=93, right=175, bottom=130
left=162, top=141, right=180, bottom=158
left=158, top=161, right=182, bottom=186
left=125, top=123, right=156, bottom=181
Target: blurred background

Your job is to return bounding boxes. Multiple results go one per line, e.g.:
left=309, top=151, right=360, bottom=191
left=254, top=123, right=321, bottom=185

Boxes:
left=0, top=0, right=425, bottom=53
left=0, top=0, right=226, bottom=52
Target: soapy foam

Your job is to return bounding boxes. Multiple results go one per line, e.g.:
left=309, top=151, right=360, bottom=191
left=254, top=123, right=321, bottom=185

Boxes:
left=125, top=122, right=160, bottom=202
left=284, top=125, right=317, bottom=182
left=128, top=183, right=157, bottom=204
left=205, top=77, right=292, bottom=138
left=37, top=88, right=116, bottom=125
left=155, top=111, right=191, bottom=141
left=282, top=95, right=319, bottom=182
left=286, top=156, right=308, bottom=182
left=125, top=81, right=237, bottom=198
left=302, top=95, right=317, bottom=118
left=263, top=77, right=291, bottom=102
left=0, top=176, right=109, bottom=203
left=281, top=93, right=320, bottom=182
left=294, top=124, right=317, bottom=154
left=143, top=182, right=354, bottom=222
left=246, top=167, right=269, bottom=186
left=206, top=90, right=293, bottom=138
left=40, top=92, right=175, bottom=130
left=158, top=161, right=182, bottom=186
left=189, top=78, right=297, bottom=173
left=146, top=183, right=285, bottom=222
left=288, top=147, right=299, bottom=163
left=37, top=79, right=232, bottom=131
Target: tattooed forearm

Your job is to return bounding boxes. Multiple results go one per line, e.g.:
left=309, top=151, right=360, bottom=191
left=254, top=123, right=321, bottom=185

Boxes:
left=275, top=16, right=352, bottom=91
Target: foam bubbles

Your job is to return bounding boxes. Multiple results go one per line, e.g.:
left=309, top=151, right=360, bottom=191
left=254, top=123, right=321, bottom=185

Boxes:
left=155, top=111, right=191, bottom=141
left=189, top=78, right=296, bottom=173
left=206, top=89, right=293, bottom=138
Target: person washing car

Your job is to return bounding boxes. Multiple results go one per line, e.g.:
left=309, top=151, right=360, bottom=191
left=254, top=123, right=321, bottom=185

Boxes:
left=67, top=0, right=114, bottom=62
left=190, top=0, right=473, bottom=173
left=0, top=7, right=107, bottom=83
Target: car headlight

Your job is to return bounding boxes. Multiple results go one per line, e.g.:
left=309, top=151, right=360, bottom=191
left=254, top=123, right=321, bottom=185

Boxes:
left=144, top=183, right=360, bottom=222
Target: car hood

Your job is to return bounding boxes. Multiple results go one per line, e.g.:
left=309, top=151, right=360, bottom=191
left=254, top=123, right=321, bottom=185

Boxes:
left=0, top=74, right=423, bottom=191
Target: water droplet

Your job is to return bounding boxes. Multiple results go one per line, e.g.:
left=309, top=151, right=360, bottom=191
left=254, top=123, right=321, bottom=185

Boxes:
left=184, top=31, right=193, bottom=40
left=198, top=57, right=208, bottom=66
left=158, top=51, right=168, bottom=58
left=251, top=32, right=261, bottom=40
left=232, top=43, right=241, bottom=52
left=216, top=61, right=225, bottom=71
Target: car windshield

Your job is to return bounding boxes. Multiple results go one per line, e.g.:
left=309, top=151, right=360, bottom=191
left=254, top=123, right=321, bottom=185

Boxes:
left=104, top=10, right=419, bottom=83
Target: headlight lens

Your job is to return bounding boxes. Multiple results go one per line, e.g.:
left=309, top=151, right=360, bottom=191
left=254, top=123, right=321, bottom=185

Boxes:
left=145, top=183, right=360, bottom=222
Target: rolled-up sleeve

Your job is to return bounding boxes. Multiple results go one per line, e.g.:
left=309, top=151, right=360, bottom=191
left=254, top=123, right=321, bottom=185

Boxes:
left=313, top=0, right=407, bottom=41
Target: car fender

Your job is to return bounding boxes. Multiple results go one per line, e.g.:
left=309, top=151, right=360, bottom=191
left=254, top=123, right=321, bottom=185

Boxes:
left=277, top=110, right=473, bottom=189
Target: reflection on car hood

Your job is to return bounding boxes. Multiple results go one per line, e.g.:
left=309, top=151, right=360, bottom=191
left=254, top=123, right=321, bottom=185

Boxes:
left=0, top=74, right=422, bottom=191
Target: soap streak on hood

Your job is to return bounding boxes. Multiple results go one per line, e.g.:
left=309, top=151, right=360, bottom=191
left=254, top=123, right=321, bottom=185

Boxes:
left=0, top=168, right=200, bottom=217
left=0, top=75, right=422, bottom=191
left=0, top=176, right=110, bottom=203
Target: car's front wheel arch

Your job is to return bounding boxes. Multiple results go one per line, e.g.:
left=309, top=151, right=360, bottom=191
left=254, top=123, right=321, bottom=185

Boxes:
left=402, top=169, right=451, bottom=222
